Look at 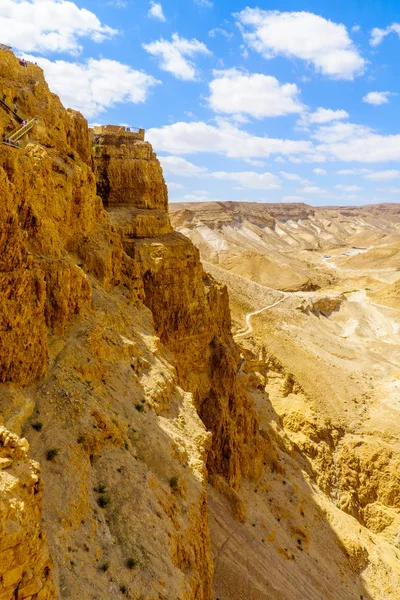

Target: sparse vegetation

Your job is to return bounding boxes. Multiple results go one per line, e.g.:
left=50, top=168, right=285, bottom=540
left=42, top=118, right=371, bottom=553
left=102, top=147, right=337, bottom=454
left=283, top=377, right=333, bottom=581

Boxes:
left=94, top=483, right=107, bottom=494
left=46, top=448, right=60, bottom=461
left=135, top=403, right=144, bottom=412
left=100, top=562, right=109, bottom=572
left=169, top=476, right=179, bottom=490
left=126, top=558, right=137, bottom=569
left=32, top=422, right=43, bottom=431
left=120, top=584, right=127, bottom=595
left=97, top=494, right=111, bottom=508
left=77, top=435, right=85, bottom=444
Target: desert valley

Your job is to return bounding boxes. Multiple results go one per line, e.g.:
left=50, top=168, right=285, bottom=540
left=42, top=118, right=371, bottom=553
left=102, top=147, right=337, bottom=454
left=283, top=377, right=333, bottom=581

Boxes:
left=170, top=201, right=400, bottom=598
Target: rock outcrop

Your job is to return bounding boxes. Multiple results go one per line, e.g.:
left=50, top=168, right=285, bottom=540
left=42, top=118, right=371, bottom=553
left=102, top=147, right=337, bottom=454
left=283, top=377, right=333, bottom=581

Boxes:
left=0, top=425, right=55, bottom=600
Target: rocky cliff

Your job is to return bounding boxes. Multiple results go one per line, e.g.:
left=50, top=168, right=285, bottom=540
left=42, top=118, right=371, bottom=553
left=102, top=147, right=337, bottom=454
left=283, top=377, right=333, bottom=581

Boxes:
left=0, top=49, right=269, bottom=600
left=2, top=47, right=399, bottom=600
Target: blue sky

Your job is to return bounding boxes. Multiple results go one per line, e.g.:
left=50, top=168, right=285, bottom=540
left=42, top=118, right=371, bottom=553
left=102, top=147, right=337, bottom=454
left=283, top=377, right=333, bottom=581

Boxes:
left=2, top=0, right=400, bottom=205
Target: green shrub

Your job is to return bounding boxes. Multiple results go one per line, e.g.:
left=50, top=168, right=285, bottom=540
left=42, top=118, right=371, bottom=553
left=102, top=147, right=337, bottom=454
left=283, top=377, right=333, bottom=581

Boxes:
left=77, top=435, right=85, bottom=444
left=100, top=562, right=109, bottom=572
left=97, top=494, right=111, bottom=508
left=135, top=404, right=144, bottom=412
left=46, top=448, right=60, bottom=461
left=32, top=422, right=43, bottom=431
left=94, top=483, right=107, bottom=494
left=169, top=476, right=179, bottom=490
left=126, top=558, right=137, bottom=569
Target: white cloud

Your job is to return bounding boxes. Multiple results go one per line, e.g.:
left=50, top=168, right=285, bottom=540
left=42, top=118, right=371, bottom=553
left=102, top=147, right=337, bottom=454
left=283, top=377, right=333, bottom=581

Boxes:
left=150, top=117, right=400, bottom=166
left=211, top=170, right=280, bottom=190
left=209, top=28, right=233, bottom=40
left=208, top=69, right=304, bottom=118
left=244, top=158, right=268, bottom=167
left=279, top=171, right=310, bottom=184
left=160, top=156, right=280, bottom=190
left=282, top=195, right=307, bottom=202
left=311, top=122, right=371, bottom=144
left=147, top=120, right=313, bottom=159
left=143, top=33, right=211, bottom=80
left=235, top=9, right=365, bottom=80
left=148, top=1, right=166, bottom=22
left=0, top=0, right=117, bottom=55
left=160, top=155, right=208, bottom=177
left=335, top=184, right=363, bottom=192
left=167, top=182, right=185, bottom=190
left=364, top=170, right=400, bottom=181
left=194, top=0, right=213, bottom=7
left=298, top=186, right=327, bottom=194
left=370, top=23, right=400, bottom=47
left=313, top=168, right=327, bottom=175
left=362, top=91, right=392, bottom=105
left=337, top=168, right=370, bottom=175
left=25, top=56, right=159, bottom=118
left=315, top=121, right=400, bottom=163
left=300, top=107, right=349, bottom=126
left=352, top=25, right=361, bottom=33
left=376, top=187, right=400, bottom=194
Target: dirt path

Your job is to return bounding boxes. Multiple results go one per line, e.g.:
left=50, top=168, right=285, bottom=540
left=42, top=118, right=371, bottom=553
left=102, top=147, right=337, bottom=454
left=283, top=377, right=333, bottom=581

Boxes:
left=234, top=295, right=287, bottom=339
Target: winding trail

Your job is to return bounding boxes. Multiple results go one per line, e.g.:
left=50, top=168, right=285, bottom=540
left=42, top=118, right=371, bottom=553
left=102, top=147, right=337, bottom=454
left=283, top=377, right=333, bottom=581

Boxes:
left=234, top=295, right=288, bottom=339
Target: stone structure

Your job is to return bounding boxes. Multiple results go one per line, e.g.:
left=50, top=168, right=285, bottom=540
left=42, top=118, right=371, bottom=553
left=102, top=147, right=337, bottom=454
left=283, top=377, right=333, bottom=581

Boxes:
left=91, top=124, right=145, bottom=141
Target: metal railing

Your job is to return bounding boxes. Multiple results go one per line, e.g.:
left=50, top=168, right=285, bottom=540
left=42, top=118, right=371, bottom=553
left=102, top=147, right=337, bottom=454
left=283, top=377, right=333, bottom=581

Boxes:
left=7, top=117, right=37, bottom=142
left=0, top=96, right=23, bottom=123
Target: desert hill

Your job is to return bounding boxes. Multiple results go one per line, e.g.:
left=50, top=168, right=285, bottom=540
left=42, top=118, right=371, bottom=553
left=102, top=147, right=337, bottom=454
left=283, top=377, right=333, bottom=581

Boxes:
left=170, top=201, right=400, bottom=291
left=369, top=279, right=400, bottom=308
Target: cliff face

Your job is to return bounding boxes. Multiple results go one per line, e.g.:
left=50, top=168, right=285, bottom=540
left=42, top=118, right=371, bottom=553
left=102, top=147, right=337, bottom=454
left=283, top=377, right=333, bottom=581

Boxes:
left=94, top=134, right=267, bottom=492
left=0, top=49, right=268, bottom=600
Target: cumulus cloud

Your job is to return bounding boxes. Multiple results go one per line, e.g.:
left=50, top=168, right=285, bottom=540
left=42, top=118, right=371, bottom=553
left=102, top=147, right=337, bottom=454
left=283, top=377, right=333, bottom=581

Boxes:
left=370, top=23, right=400, bottom=47
left=208, top=69, right=304, bottom=118
left=313, top=168, right=327, bottom=175
left=279, top=171, right=310, bottom=184
left=235, top=9, right=365, bottom=80
left=311, top=122, right=371, bottom=144
left=150, top=117, right=400, bottom=165
left=335, top=184, right=363, bottom=192
left=143, top=33, right=211, bottom=80
left=0, top=0, right=116, bottom=55
left=298, top=185, right=327, bottom=194
left=147, top=120, right=313, bottom=159
left=364, top=170, right=400, bottom=181
left=24, top=55, right=159, bottom=118
left=337, top=168, right=371, bottom=175
left=299, top=107, right=349, bottom=128
left=363, top=91, right=392, bottom=105
left=160, top=155, right=208, bottom=177
left=148, top=1, right=166, bottom=22
left=315, top=121, right=400, bottom=163
left=210, top=170, right=280, bottom=190
left=160, top=155, right=280, bottom=189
